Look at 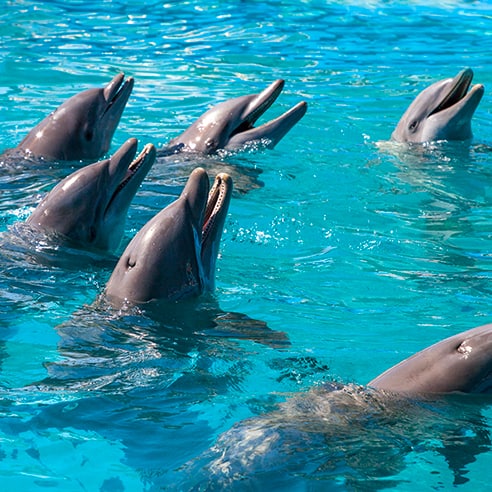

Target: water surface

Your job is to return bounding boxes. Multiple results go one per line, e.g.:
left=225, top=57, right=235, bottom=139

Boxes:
left=1, top=1, right=492, bottom=490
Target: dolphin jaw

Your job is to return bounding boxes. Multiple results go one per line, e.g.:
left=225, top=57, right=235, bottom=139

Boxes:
left=226, top=100, right=308, bottom=150
left=228, top=80, right=286, bottom=140
left=202, top=173, right=232, bottom=247
left=428, top=69, right=473, bottom=117
left=115, top=143, right=155, bottom=196
left=104, top=142, right=156, bottom=217
left=431, top=83, right=484, bottom=117
left=103, top=73, right=134, bottom=114
left=423, top=83, right=484, bottom=142
left=424, top=69, right=483, bottom=129
left=200, top=172, right=232, bottom=291
left=240, top=79, right=285, bottom=128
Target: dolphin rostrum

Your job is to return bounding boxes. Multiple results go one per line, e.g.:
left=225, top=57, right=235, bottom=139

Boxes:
left=391, top=68, right=484, bottom=144
left=26, top=138, right=156, bottom=252
left=165, top=80, right=307, bottom=154
left=104, top=167, right=233, bottom=304
left=12, top=73, right=134, bottom=161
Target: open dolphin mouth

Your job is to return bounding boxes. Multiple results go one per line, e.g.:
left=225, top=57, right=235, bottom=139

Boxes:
left=115, top=144, right=155, bottom=196
left=106, top=140, right=156, bottom=213
left=103, top=73, right=134, bottom=116
left=197, top=169, right=233, bottom=292
left=429, top=68, right=483, bottom=117
left=230, top=79, right=307, bottom=140
left=231, top=80, right=286, bottom=135
left=166, top=79, right=307, bottom=154
left=202, top=172, right=233, bottom=246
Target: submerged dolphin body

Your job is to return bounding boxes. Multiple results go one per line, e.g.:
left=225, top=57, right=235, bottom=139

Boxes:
left=11, top=74, right=134, bottom=161
left=369, top=323, right=492, bottom=395
left=26, top=138, right=156, bottom=252
left=391, top=68, right=484, bottom=143
left=165, top=80, right=307, bottom=154
left=104, top=167, right=233, bottom=303
left=180, top=325, right=492, bottom=489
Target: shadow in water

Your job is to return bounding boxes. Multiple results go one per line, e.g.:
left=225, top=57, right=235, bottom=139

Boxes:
left=0, top=295, right=291, bottom=488
left=155, top=149, right=265, bottom=196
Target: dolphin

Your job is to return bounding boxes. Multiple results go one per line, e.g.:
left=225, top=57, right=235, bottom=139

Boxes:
left=104, top=167, right=233, bottom=303
left=102, top=167, right=290, bottom=347
left=178, top=325, right=492, bottom=489
left=369, top=323, right=492, bottom=394
left=26, top=138, right=156, bottom=252
left=11, top=73, right=134, bottom=161
left=164, top=80, right=307, bottom=154
left=391, top=68, right=484, bottom=143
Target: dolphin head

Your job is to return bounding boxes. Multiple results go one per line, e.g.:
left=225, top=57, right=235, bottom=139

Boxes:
left=16, top=73, right=134, bottom=161
left=369, top=324, right=492, bottom=395
left=167, top=80, right=307, bottom=154
left=104, top=167, right=233, bottom=304
left=391, top=68, right=484, bottom=144
left=26, top=138, right=156, bottom=251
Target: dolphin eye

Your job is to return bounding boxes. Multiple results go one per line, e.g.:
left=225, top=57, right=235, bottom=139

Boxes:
left=409, top=120, right=418, bottom=132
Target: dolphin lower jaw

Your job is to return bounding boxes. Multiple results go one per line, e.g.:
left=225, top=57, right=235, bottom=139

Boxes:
left=240, top=79, right=285, bottom=129
left=102, top=74, right=134, bottom=117
left=428, top=69, right=473, bottom=117
left=202, top=173, right=231, bottom=244
left=424, top=85, right=484, bottom=142
left=107, top=143, right=156, bottom=207
left=429, top=83, right=484, bottom=124
left=226, top=101, right=308, bottom=150
left=201, top=173, right=232, bottom=281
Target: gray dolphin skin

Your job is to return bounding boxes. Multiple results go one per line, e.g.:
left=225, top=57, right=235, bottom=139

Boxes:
left=165, top=80, right=307, bottom=154
left=26, top=138, right=156, bottom=251
left=391, top=68, right=484, bottom=143
left=14, top=73, right=134, bottom=161
left=369, top=323, right=492, bottom=395
left=104, top=167, right=233, bottom=304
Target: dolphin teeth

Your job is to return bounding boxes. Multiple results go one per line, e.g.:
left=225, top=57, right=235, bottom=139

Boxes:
left=202, top=173, right=230, bottom=243
left=114, top=143, right=155, bottom=196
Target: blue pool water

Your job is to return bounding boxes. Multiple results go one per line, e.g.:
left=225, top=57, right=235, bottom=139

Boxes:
left=1, top=1, right=492, bottom=489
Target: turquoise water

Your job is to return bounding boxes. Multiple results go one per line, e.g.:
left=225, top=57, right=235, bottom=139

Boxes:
left=1, top=0, right=492, bottom=490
